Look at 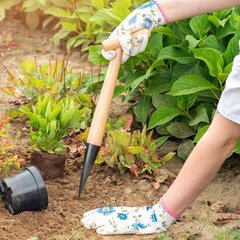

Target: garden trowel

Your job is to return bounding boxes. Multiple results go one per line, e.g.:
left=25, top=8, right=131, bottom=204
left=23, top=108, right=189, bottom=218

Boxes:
left=78, top=29, right=149, bottom=198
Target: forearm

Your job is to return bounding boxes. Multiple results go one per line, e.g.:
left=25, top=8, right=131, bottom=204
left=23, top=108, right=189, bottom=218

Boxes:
left=157, top=0, right=240, bottom=23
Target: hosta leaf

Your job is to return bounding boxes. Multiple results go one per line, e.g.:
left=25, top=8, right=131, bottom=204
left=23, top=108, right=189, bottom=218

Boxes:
left=169, top=74, right=217, bottom=96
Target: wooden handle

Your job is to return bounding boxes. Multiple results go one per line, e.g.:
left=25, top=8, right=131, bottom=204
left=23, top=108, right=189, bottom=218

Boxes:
left=87, top=28, right=149, bottom=146
left=102, top=28, right=149, bottom=52
left=87, top=48, right=122, bottom=145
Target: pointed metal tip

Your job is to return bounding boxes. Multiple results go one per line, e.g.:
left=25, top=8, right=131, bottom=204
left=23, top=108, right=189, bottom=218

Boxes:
left=78, top=143, right=100, bottom=197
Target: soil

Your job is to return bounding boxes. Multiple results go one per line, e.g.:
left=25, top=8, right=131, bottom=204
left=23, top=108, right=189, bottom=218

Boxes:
left=0, top=14, right=240, bottom=240
left=31, top=151, right=66, bottom=180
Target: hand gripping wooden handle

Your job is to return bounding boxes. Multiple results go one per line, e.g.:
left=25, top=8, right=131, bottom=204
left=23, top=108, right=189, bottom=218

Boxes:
left=87, top=29, right=149, bottom=146
left=102, top=28, right=150, bottom=52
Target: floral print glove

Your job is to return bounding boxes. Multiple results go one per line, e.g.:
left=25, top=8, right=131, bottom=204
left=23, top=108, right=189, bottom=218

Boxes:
left=102, top=0, right=167, bottom=63
left=81, top=200, right=177, bottom=235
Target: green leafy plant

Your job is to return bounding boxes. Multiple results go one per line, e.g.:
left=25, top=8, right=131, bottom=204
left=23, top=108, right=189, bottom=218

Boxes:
left=1, top=0, right=144, bottom=51
left=20, top=94, right=91, bottom=154
left=97, top=124, right=175, bottom=185
left=1, top=59, right=84, bottom=101
left=0, top=115, right=24, bottom=172
left=90, top=7, right=240, bottom=159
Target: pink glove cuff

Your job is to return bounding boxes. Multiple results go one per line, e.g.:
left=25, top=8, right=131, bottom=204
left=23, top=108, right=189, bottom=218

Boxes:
left=153, top=0, right=169, bottom=24
left=160, top=198, right=180, bottom=219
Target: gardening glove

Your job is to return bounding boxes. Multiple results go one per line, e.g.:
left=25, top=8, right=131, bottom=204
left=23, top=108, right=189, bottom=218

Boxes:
left=102, top=0, right=167, bottom=63
left=81, top=199, right=177, bottom=235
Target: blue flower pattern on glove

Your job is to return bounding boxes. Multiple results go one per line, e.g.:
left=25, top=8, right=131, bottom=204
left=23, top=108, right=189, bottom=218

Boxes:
left=132, top=222, right=148, bottom=229
left=117, top=213, right=128, bottom=220
left=97, top=206, right=116, bottom=216
left=151, top=213, right=158, bottom=223
left=143, top=17, right=154, bottom=29
left=128, top=15, right=138, bottom=25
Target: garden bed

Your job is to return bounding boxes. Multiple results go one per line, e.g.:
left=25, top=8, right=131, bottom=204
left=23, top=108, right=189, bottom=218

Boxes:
left=0, top=15, right=239, bottom=240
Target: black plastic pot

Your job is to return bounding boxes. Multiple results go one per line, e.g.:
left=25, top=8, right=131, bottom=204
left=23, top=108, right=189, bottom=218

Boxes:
left=0, top=165, right=48, bottom=215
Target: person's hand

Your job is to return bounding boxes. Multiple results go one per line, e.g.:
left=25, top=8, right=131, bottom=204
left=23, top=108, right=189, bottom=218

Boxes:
left=102, top=0, right=167, bottom=63
left=81, top=201, right=176, bottom=235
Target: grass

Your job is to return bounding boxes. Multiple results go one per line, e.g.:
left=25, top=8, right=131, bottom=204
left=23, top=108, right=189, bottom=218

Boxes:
left=212, top=228, right=240, bottom=240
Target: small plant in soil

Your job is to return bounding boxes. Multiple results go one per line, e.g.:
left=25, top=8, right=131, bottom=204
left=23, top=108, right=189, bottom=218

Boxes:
left=96, top=124, right=175, bottom=187
left=0, top=115, right=24, bottom=172
left=20, top=94, right=91, bottom=179
left=1, top=59, right=83, bottom=101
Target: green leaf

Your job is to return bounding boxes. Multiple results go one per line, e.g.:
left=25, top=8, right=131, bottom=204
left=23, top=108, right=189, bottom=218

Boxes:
left=154, top=26, right=180, bottom=39
left=144, top=72, right=172, bottom=95
left=88, top=45, right=108, bottom=65
left=50, top=0, right=72, bottom=8
left=44, top=7, right=71, bottom=18
left=185, top=35, right=199, bottom=50
left=152, top=94, right=178, bottom=109
left=155, top=136, right=169, bottom=148
left=223, top=35, right=239, bottom=65
left=134, top=95, right=151, bottom=125
left=177, top=140, right=195, bottom=160
left=199, top=35, right=224, bottom=52
left=233, top=140, right=240, bottom=154
left=193, top=48, right=224, bottom=77
left=193, top=125, right=210, bottom=143
left=189, top=105, right=209, bottom=126
left=52, top=29, right=71, bottom=45
left=177, top=94, right=197, bottom=111
left=158, top=46, right=194, bottom=64
left=61, top=111, right=73, bottom=128
left=23, top=0, right=45, bottom=12
left=169, top=75, right=217, bottom=96
left=148, top=107, right=183, bottom=129
left=91, top=0, right=104, bottom=10
left=111, top=130, right=130, bottom=147
left=162, top=152, right=176, bottom=162
left=167, top=122, right=195, bottom=139
left=189, top=14, right=210, bottom=38
left=127, top=146, right=145, bottom=154
left=0, top=0, right=21, bottom=9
